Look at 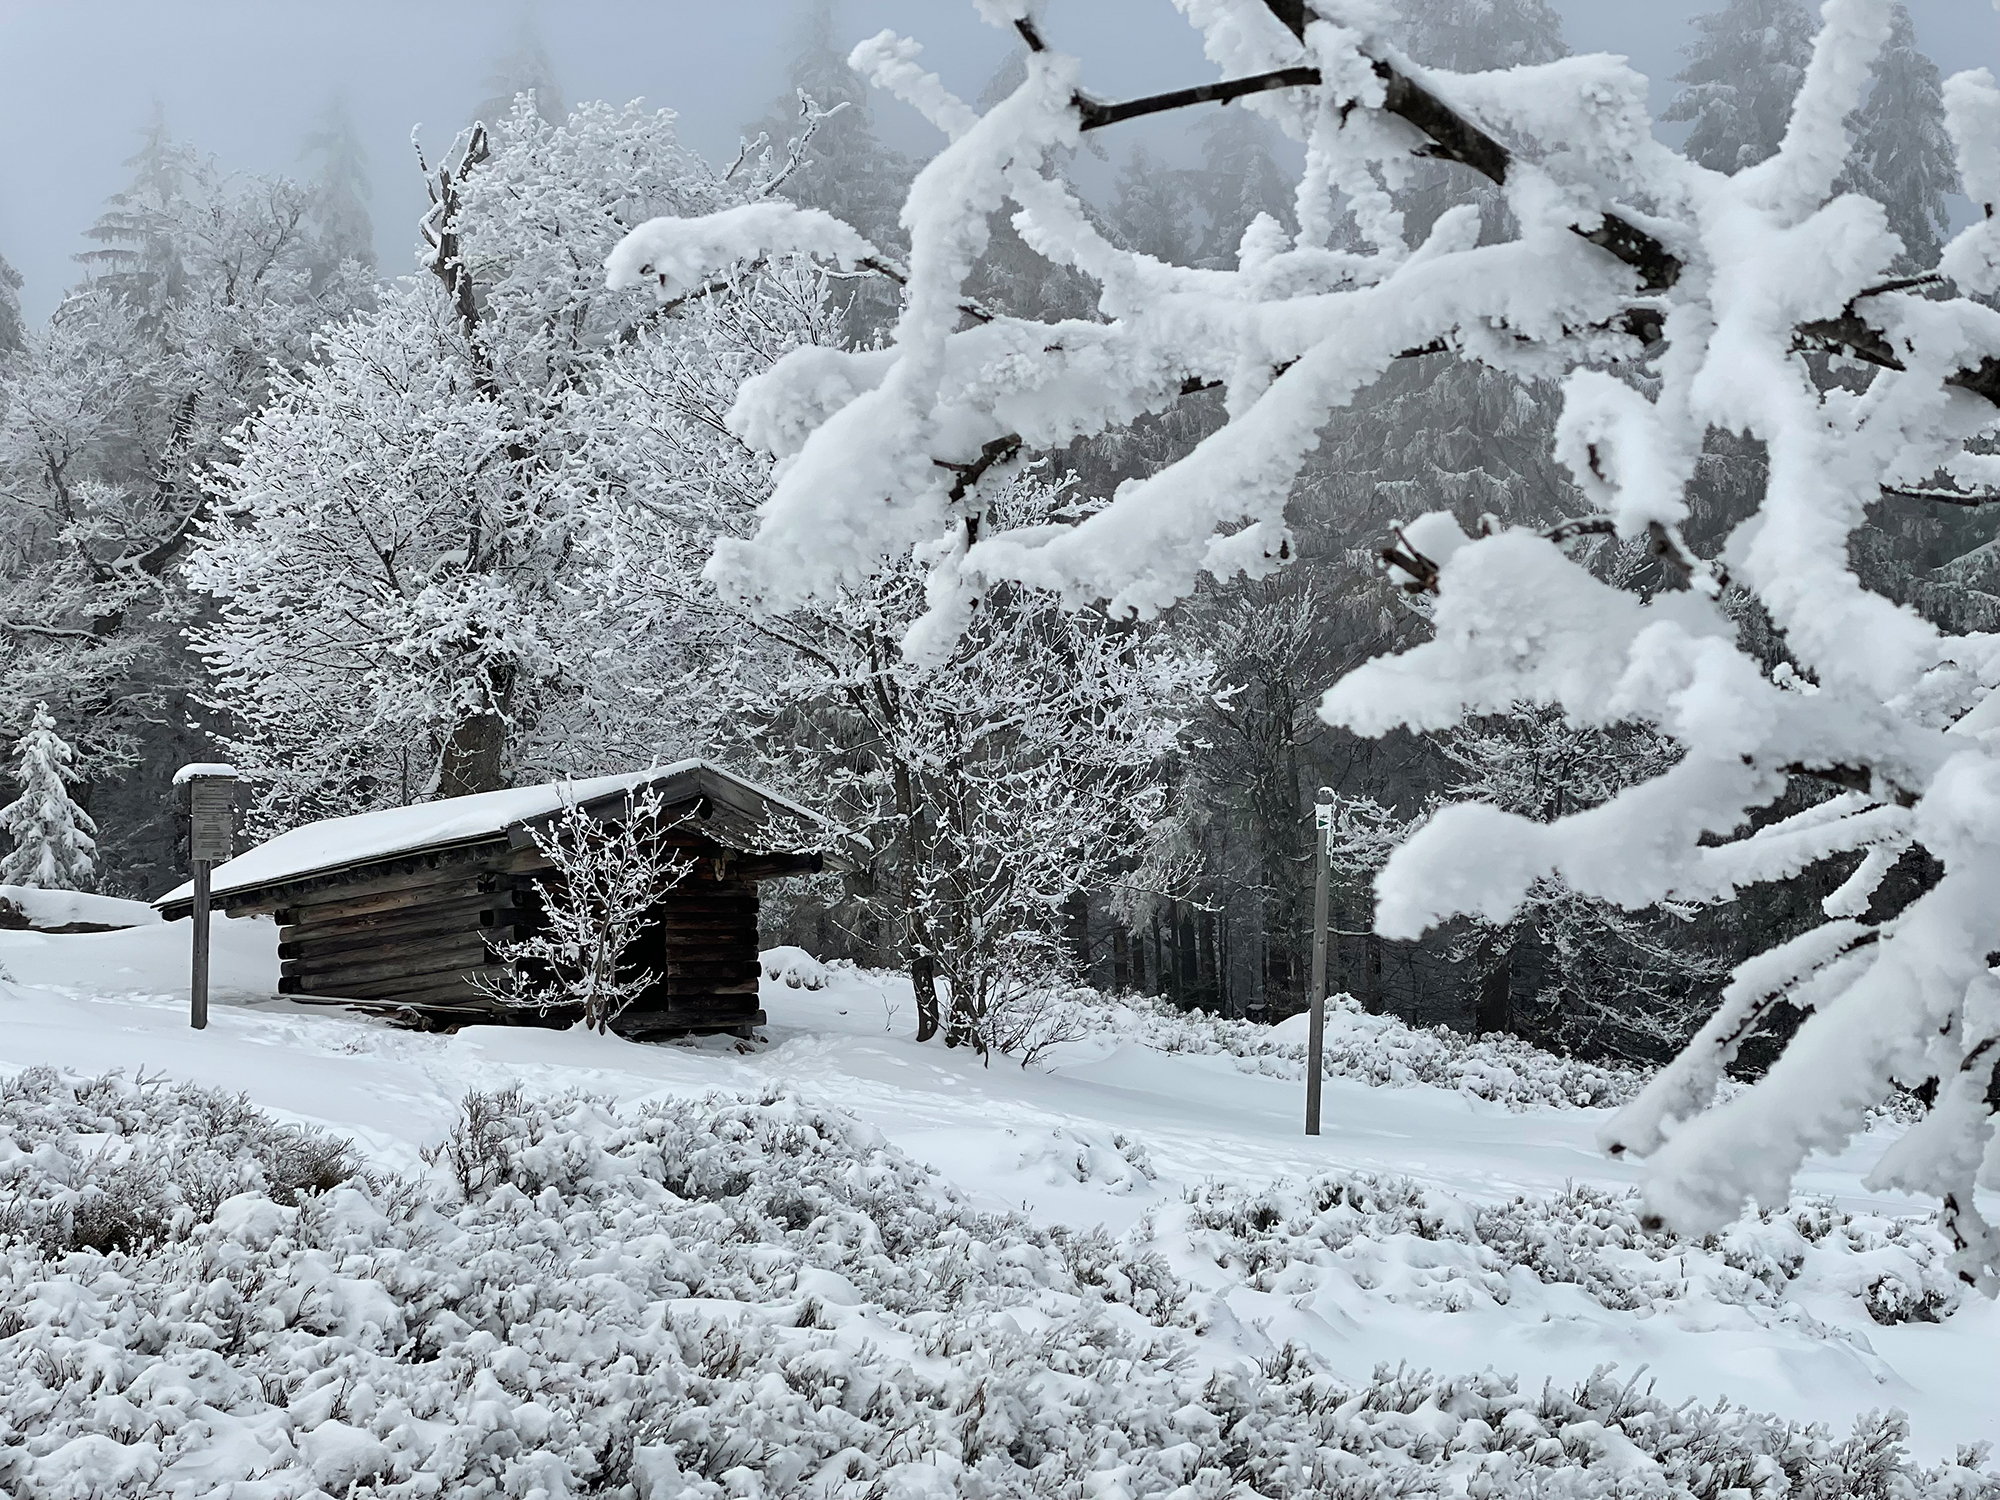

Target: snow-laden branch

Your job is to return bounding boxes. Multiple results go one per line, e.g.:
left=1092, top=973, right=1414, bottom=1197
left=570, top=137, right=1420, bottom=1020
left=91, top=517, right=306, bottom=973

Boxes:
left=594, top=0, right=2000, bottom=1285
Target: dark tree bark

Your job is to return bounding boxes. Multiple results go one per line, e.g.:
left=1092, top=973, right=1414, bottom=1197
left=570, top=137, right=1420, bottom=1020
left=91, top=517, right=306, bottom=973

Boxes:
left=1475, top=934, right=1514, bottom=1035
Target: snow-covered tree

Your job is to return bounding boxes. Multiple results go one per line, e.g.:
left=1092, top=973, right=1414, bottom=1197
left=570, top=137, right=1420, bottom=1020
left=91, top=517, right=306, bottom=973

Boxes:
left=601, top=0, right=2000, bottom=1284
left=489, top=787, right=693, bottom=1031
left=300, top=97, right=376, bottom=281
left=0, top=252, right=22, bottom=356
left=1665, top=0, right=1818, bottom=173
left=190, top=100, right=764, bottom=820
left=0, top=704, right=98, bottom=891
left=1841, top=4, right=1956, bottom=271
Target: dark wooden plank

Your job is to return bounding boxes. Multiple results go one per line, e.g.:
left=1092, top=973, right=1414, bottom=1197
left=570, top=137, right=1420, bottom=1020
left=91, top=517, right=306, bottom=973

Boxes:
left=220, top=839, right=515, bottom=915
left=280, top=891, right=521, bottom=942
left=282, top=962, right=516, bottom=1002
left=280, top=913, right=516, bottom=962
left=661, top=961, right=760, bottom=981
left=283, top=940, right=495, bottom=988
left=275, top=877, right=496, bottom=926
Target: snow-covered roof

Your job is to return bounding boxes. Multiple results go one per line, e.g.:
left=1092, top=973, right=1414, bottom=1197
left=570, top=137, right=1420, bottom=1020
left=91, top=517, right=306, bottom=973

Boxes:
left=156, top=761, right=829, bottom=908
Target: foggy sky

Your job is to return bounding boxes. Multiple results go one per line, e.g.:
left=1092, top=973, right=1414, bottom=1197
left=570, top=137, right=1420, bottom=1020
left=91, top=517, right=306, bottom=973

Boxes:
left=1, top=0, right=1993, bottom=325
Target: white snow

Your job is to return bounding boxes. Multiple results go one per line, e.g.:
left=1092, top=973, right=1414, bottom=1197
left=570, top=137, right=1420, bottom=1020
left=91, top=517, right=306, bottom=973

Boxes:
left=170, top=762, right=239, bottom=786
left=0, top=921, right=1993, bottom=1475
left=155, top=760, right=827, bottom=905
left=0, top=885, right=158, bottom=930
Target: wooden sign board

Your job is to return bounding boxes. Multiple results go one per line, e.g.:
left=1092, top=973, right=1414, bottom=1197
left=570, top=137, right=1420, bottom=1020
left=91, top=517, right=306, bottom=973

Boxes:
left=188, top=778, right=235, bottom=865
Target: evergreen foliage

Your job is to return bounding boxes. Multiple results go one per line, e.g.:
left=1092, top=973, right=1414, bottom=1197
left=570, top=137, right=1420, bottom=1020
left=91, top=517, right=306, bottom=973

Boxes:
left=0, top=704, right=98, bottom=891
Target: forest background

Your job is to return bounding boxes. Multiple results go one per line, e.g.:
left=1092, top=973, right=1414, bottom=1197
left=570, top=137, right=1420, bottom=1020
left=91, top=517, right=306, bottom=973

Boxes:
left=0, top=0, right=1990, bottom=1063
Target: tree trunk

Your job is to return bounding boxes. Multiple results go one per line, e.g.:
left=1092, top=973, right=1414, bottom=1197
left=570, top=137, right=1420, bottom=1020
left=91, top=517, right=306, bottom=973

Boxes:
left=1112, top=927, right=1130, bottom=992
left=1178, top=904, right=1198, bottom=1001
left=1363, top=933, right=1384, bottom=1015
left=1475, top=933, right=1514, bottom=1035
left=1063, top=890, right=1090, bottom=976
left=911, top=950, right=941, bottom=1043
left=437, top=708, right=509, bottom=799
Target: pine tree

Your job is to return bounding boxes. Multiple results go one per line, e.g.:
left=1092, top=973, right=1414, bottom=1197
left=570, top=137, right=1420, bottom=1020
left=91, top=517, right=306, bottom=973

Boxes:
left=0, top=705, right=98, bottom=891
left=0, top=253, right=22, bottom=356
left=1664, top=0, right=1817, bottom=174
left=76, top=106, right=194, bottom=325
left=472, top=28, right=564, bottom=129
left=300, top=97, right=377, bottom=282
left=1841, top=3, right=1955, bottom=270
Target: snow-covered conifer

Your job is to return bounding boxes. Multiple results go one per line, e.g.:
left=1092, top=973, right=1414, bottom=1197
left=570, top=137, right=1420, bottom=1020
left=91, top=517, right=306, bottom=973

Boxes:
left=1665, top=0, right=1817, bottom=173
left=0, top=705, right=98, bottom=891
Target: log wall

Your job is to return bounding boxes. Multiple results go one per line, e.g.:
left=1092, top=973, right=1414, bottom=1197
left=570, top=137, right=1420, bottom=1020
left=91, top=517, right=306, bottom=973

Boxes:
left=256, top=832, right=766, bottom=1035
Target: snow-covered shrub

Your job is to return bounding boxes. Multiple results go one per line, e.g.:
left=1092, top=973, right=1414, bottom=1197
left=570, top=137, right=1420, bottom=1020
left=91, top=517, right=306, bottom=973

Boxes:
left=1086, top=990, right=1649, bottom=1110
left=0, top=1073, right=1990, bottom=1498
left=760, top=944, right=830, bottom=990
left=1181, top=1167, right=1962, bottom=1327
left=0, top=1067, right=355, bottom=1254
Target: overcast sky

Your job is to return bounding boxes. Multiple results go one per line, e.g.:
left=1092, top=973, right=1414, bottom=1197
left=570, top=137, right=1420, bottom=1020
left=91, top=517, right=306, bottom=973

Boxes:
left=0, top=0, right=1992, bottom=324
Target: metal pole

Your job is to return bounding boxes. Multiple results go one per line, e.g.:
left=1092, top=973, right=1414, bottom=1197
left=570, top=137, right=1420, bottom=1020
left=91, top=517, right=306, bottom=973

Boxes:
left=191, top=858, right=211, bottom=1030
left=1307, top=787, right=1332, bottom=1136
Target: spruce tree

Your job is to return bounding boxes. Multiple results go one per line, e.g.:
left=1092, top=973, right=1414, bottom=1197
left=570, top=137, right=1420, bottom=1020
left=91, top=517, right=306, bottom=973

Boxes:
left=1842, top=3, right=1955, bottom=270
left=0, top=253, right=21, bottom=355
left=300, top=97, right=376, bottom=282
left=0, top=705, right=98, bottom=891
left=1664, top=0, right=1816, bottom=174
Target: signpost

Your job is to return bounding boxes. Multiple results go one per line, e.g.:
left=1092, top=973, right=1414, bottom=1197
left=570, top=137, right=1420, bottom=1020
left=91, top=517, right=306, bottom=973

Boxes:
left=1307, top=786, right=1333, bottom=1136
left=176, top=764, right=238, bottom=1030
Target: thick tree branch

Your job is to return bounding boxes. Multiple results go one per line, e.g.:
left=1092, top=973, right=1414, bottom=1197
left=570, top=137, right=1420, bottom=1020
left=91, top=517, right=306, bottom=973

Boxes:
left=934, top=434, right=1023, bottom=504
left=1879, top=485, right=2000, bottom=508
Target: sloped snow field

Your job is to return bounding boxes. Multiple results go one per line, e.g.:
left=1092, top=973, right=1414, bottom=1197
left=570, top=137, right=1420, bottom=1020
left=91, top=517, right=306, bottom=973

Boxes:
left=0, top=914, right=1995, bottom=1497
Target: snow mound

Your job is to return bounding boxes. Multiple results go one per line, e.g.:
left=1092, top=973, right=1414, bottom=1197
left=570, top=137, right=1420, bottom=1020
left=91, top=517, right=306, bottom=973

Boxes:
left=0, top=1070, right=1990, bottom=1498
left=760, top=944, right=831, bottom=990
left=0, top=886, right=158, bottom=933
left=1017, top=1123, right=1157, bottom=1193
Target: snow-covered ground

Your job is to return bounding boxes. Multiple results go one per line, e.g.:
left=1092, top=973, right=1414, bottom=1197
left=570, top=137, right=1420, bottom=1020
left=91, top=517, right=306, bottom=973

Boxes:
left=0, top=915, right=1995, bottom=1496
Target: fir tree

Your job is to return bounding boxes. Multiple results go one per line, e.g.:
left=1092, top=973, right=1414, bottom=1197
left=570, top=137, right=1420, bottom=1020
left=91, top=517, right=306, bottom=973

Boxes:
left=473, top=27, right=564, bottom=129
left=76, top=105, right=194, bottom=325
left=0, top=705, right=98, bottom=891
left=0, top=253, right=22, bottom=356
left=1842, top=3, right=1956, bottom=270
left=1664, top=0, right=1817, bottom=174
left=300, top=96, right=376, bottom=282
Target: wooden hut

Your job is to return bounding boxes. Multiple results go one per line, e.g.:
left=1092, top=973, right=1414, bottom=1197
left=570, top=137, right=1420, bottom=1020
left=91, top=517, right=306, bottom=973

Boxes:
left=154, top=762, right=841, bottom=1037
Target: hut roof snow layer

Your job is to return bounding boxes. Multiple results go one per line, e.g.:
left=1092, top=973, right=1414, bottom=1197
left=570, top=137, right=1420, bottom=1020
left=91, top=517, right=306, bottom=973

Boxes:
left=156, top=761, right=825, bottom=906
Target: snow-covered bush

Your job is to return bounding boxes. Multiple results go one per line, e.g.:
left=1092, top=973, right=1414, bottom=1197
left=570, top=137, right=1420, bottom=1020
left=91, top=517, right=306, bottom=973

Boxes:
left=1182, top=1169, right=1961, bottom=1327
left=0, top=1072, right=1991, bottom=1498
left=1081, top=989, right=1649, bottom=1110
left=0, top=1068, right=355, bottom=1254
left=487, top=788, right=693, bottom=1031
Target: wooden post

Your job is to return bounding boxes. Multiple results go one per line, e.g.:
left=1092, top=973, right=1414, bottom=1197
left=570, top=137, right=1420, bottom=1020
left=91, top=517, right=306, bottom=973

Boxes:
left=177, top=764, right=239, bottom=1031
left=1307, top=786, right=1333, bottom=1137
left=191, top=860, right=212, bottom=1030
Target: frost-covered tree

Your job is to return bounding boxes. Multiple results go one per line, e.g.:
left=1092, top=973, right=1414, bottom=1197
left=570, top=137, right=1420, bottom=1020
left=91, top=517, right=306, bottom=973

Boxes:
left=0, top=123, right=367, bottom=884
left=1665, top=0, right=1818, bottom=173
left=0, top=253, right=23, bottom=356
left=490, top=788, right=693, bottom=1031
left=192, top=100, right=803, bottom=821
left=602, top=0, right=2000, bottom=1284
left=300, top=97, right=376, bottom=281
left=0, top=705, right=98, bottom=891
left=1841, top=4, right=1955, bottom=271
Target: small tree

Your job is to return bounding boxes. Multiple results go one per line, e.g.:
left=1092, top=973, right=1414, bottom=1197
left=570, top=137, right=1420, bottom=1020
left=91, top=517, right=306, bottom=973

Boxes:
left=487, top=787, right=692, bottom=1031
left=0, top=705, right=99, bottom=891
